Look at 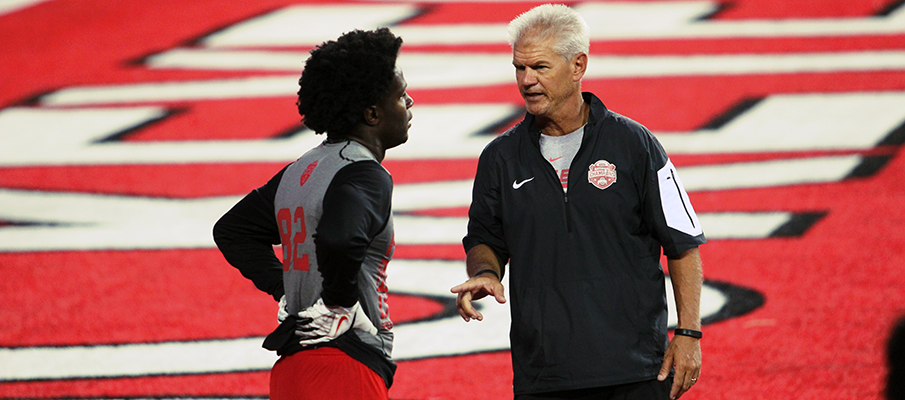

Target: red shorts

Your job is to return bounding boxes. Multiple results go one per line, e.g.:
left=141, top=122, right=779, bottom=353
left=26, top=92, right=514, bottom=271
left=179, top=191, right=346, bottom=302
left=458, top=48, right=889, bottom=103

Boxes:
left=270, top=347, right=388, bottom=400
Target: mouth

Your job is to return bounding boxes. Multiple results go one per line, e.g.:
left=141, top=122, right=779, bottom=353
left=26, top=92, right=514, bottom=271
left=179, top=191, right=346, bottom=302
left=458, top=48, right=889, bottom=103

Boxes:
left=523, top=92, right=544, bottom=101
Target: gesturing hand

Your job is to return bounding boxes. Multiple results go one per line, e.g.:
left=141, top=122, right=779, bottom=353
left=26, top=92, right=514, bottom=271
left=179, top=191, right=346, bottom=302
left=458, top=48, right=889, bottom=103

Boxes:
left=294, top=298, right=377, bottom=346
left=450, top=274, right=506, bottom=322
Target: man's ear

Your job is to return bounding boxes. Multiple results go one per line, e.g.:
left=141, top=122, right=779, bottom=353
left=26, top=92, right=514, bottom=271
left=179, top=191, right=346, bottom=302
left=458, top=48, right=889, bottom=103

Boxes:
left=363, top=105, right=380, bottom=126
left=572, top=52, right=587, bottom=82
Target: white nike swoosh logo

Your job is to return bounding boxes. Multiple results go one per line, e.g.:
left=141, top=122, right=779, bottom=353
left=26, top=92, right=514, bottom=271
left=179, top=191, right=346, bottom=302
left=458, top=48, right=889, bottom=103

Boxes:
left=512, top=177, right=534, bottom=189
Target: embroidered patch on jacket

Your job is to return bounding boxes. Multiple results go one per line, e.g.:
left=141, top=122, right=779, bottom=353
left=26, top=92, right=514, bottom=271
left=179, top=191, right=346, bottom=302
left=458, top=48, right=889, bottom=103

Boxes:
left=588, top=160, right=617, bottom=190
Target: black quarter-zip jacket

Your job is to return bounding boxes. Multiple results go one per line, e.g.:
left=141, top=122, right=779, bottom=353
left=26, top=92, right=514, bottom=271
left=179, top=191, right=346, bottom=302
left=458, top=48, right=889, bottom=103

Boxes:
left=464, top=93, right=706, bottom=394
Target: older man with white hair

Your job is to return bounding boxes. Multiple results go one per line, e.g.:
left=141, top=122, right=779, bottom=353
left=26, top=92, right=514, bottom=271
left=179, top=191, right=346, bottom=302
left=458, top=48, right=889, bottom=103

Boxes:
left=451, top=4, right=706, bottom=399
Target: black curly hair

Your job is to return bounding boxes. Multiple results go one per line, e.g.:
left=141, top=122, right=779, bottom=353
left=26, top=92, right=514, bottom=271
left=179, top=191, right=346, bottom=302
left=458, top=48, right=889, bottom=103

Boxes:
left=297, top=28, right=403, bottom=136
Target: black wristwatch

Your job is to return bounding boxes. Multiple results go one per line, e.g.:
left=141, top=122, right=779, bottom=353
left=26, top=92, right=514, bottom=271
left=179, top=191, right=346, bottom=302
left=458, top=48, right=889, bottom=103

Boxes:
left=674, top=328, right=703, bottom=339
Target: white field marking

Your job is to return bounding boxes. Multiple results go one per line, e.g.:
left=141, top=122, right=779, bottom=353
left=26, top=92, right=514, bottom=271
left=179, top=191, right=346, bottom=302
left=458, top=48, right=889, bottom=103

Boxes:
left=141, top=49, right=905, bottom=87
left=197, top=2, right=905, bottom=48
left=147, top=51, right=516, bottom=88
left=0, top=258, right=727, bottom=380
left=0, top=337, right=276, bottom=381
left=696, top=212, right=792, bottom=239
left=655, top=92, right=905, bottom=154
left=584, top=51, right=905, bottom=78
left=12, top=91, right=905, bottom=166
left=42, top=49, right=905, bottom=105
left=574, top=1, right=905, bottom=40
left=0, top=189, right=240, bottom=252
left=389, top=260, right=727, bottom=359
left=0, top=0, right=48, bottom=16
left=678, top=155, right=863, bottom=192
left=392, top=180, right=474, bottom=212
left=0, top=156, right=869, bottom=251
left=0, top=183, right=812, bottom=251
left=395, top=211, right=793, bottom=244
left=0, top=104, right=514, bottom=166
left=39, top=75, right=299, bottom=106
left=0, top=106, right=171, bottom=159
left=201, top=4, right=419, bottom=48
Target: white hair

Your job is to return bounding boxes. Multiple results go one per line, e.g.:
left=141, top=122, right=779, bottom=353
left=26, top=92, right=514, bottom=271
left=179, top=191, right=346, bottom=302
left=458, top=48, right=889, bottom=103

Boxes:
left=507, top=3, right=590, bottom=60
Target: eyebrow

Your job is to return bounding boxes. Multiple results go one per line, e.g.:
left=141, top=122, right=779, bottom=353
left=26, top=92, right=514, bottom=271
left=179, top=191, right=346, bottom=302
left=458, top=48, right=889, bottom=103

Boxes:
left=512, top=60, right=547, bottom=68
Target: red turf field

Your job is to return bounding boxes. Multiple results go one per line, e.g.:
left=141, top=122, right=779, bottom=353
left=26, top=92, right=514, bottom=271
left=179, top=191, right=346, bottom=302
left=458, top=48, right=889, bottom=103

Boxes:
left=1, top=1, right=904, bottom=399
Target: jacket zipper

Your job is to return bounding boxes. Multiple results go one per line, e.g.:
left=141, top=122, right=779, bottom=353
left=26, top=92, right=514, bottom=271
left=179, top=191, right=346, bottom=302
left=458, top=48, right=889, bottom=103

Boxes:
left=535, top=122, right=590, bottom=234
left=563, top=192, right=572, bottom=233
left=540, top=150, right=573, bottom=233
left=562, top=130, right=589, bottom=235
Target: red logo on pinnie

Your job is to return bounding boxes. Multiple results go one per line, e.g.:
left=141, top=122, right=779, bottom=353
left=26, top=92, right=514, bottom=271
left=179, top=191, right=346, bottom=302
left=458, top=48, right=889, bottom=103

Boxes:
left=300, top=160, right=318, bottom=186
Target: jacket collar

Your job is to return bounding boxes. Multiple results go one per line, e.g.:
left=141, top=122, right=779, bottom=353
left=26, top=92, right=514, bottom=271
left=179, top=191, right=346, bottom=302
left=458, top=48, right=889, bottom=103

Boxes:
left=522, top=92, right=609, bottom=146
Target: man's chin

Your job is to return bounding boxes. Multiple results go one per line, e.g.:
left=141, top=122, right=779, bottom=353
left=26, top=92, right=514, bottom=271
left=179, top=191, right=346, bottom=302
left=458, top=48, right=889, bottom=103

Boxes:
left=524, top=103, right=547, bottom=116
left=390, top=134, right=409, bottom=149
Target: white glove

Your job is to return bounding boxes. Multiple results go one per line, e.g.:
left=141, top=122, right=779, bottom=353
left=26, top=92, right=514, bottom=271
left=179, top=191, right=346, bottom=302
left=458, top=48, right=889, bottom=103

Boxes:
left=277, top=295, right=289, bottom=323
left=295, top=298, right=378, bottom=346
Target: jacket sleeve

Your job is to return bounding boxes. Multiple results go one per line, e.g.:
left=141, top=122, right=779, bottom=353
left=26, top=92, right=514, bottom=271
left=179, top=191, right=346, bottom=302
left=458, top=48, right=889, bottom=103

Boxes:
left=213, top=167, right=287, bottom=301
left=636, top=128, right=706, bottom=258
left=315, top=161, right=393, bottom=307
left=463, top=139, right=511, bottom=275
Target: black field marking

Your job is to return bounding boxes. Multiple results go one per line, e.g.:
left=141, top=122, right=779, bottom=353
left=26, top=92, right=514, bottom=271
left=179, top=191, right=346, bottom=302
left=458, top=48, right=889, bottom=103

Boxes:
left=183, top=7, right=289, bottom=47
left=94, top=108, right=186, bottom=143
left=877, top=0, right=905, bottom=16
left=0, top=220, right=64, bottom=228
left=878, top=119, right=905, bottom=147
left=696, top=1, right=734, bottom=21
left=698, top=279, right=766, bottom=326
left=847, top=155, right=893, bottom=179
left=478, top=108, right=526, bottom=135
left=770, top=212, right=827, bottom=238
left=699, top=97, right=763, bottom=130
left=16, top=89, right=55, bottom=107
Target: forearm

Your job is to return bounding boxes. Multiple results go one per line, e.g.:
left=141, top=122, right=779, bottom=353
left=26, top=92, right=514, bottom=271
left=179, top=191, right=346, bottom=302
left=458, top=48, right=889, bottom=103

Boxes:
left=453, top=243, right=508, bottom=321
left=667, top=247, right=703, bottom=330
left=466, top=244, right=502, bottom=278
left=316, top=162, right=392, bottom=307
left=316, top=235, right=367, bottom=307
left=213, top=193, right=284, bottom=301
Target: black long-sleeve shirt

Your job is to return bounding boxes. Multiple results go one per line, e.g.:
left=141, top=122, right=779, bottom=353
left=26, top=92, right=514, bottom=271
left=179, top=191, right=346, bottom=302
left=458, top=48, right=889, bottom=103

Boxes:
left=213, top=161, right=393, bottom=306
left=213, top=142, right=397, bottom=387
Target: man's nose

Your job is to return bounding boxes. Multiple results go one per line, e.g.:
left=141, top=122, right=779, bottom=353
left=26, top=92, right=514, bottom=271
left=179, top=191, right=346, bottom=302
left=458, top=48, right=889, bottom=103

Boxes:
left=520, top=69, right=538, bottom=86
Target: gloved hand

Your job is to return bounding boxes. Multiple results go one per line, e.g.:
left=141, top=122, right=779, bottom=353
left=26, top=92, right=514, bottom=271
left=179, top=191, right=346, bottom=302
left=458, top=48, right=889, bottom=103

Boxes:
left=295, top=298, right=377, bottom=346
left=277, top=295, right=289, bottom=323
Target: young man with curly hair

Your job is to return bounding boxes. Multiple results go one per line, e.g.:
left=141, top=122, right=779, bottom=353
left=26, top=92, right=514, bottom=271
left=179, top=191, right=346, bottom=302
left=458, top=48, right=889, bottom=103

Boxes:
left=213, top=27, right=412, bottom=400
